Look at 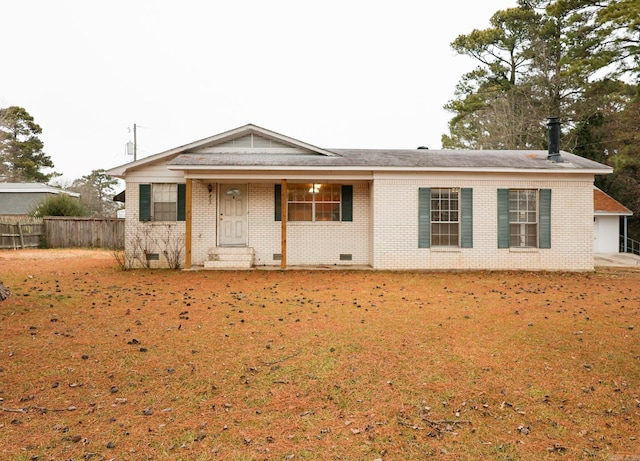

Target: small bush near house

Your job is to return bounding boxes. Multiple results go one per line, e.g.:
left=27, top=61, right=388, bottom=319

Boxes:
left=29, top=193, right=91, bottom=218
left=0, top=249, right=638, bottom=461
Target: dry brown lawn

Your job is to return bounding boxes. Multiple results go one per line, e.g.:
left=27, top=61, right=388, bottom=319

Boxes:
left=0, top=249, right=638, bottom=460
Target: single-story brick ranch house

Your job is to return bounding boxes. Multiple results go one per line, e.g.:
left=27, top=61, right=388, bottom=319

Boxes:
left=106, top=120, right=615, bottom=271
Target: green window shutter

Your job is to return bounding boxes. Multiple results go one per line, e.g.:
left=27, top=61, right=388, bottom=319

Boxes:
left=139, top=184, right=151, bottom=222
left=418, top=188, right=431, bottom=248
left=497, top=189, right=510, bottom=248
left=177, top=183, right=186, bottom=221
left=460, top=188, right=473, bottom=248
left=341, top=185, right=353, bottom=222
left=539, top=189, right=551, bottom=248
left=274, top=184, right=281, bottom=221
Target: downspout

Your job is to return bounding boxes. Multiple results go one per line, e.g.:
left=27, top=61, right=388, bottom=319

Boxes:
left=624, top=215, right=628, bottom=253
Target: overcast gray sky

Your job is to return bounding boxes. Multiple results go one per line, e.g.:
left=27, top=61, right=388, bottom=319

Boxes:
left=1, top=0, right=517, bottom=183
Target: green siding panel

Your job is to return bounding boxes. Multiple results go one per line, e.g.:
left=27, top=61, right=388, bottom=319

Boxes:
left=341, top=185, right=353, bottom=222
left=461, top=188, right=473, bottom=248
left=497, top=189, right=510, bottom=248
left=139, top=184, right=151, bottom=222
left=539, top=189, right=551, bottom=249
left=418, top=188, right=431, bottom=248
left=274, top=184, right=281, bottom=222
left=177, top=183, right=186, bottom=221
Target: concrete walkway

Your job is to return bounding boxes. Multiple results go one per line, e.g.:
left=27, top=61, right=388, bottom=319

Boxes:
left=594, top=252, right=640, bottom=268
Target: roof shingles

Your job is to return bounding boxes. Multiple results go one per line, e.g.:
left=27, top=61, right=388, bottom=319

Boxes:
left=594, top=188, right=632, bottom=215
left=168, top=149, right=610, bottom=171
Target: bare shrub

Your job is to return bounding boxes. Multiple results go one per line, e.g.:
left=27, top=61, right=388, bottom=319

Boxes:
left=113, top=225, right=184, bottom=270
left=161, top=225, right=185, bottom=270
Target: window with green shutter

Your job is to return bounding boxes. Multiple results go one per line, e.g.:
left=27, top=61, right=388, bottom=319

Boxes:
left=139, top=183, right=185, bottom=222
left=274, top=183, right=353, bottom=222
left=498, top=188, right=551, bottom=248
left=419, top=187, right=472, bottom=248
left=430, top=188, right=459, bottom=246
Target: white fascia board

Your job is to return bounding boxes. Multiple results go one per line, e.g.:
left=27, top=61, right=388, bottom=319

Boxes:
left=185, top=172, right=373, bottom=181
left=0, top=187, right=79, bottom=196
left=168, top=164, right=613, bottom=175
left=595, top=210, right=633, bottom=216
left=106, top=151, right=184, bottom=178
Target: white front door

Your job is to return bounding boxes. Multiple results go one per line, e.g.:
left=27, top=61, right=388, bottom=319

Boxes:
left=219, top=184, right=248, bottom=246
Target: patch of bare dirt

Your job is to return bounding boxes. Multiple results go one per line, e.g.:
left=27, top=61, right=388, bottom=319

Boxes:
left=0, top=249, right=638, bottom=460
left=0, top=248, right=111, bottom=261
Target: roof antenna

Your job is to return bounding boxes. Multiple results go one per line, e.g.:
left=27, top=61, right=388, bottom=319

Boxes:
left=126, top=124, right=138, bottom=161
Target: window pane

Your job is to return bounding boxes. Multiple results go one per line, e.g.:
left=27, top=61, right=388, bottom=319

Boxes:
left=287, top=183, right=342, bottom=222
left=510, top=223, right=537, bottom=247
left=432, top=223, right=460, bottom=246
left=288, top=184, right=314, bottom=202
left=153, top=183, right=177, bottom=202
left=432, top=231, right=443, bottom=246
left=154, top=202, right=177, bottom=221
left=288, top=203, right=312, bottom=221
left=447, top=223, right=459, bottom=245
left=316, top=184, right=340, bottom=201
left=315, top=203, right=340, bottom=221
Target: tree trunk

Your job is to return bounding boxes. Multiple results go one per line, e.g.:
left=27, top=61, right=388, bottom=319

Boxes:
left=0, top=282, right=9, bottom=301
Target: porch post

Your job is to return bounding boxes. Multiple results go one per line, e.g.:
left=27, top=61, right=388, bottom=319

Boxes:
left=281, top=179, right=287, bottom=269
left=185, top=178, right=193, bottom=269
left=624, top=216, right=628, bottom=253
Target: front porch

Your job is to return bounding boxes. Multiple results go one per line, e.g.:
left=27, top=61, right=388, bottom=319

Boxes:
left=185, top=180, right=371, bottom=270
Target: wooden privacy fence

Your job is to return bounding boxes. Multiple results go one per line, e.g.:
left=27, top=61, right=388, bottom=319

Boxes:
left=43, top=217, right=125, bottom=249
left=0, top=221, right=45, bottom=249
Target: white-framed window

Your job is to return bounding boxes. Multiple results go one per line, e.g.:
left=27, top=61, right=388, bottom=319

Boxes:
left=498, top=188, right=550, bottom=249
left=419, top=187, right=472, bottom=249
left=430, top=188, right=460, bottom=246
left=287, top=183, right=341, bottom=222
left=139, top=183, right=185, bottom=222
left=509, top=189, right=537, bottom=247
left=152, top=183, right=178, bottom=221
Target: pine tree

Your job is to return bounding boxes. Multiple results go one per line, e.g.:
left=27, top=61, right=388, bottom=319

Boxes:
left=0, top=106, right=58, bottom=183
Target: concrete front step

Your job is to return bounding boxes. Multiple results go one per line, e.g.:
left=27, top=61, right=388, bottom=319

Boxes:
left=204, top=260, right=253, bottom=269
left=205, top=246, right=254, bottom=269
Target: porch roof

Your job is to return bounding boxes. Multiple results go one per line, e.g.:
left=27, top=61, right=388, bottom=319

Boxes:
left=594, top=187, right=633, bottom=216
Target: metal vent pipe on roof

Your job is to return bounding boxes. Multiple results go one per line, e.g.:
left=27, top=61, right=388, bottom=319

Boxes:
left=547, top=117, right=562, bottom=162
